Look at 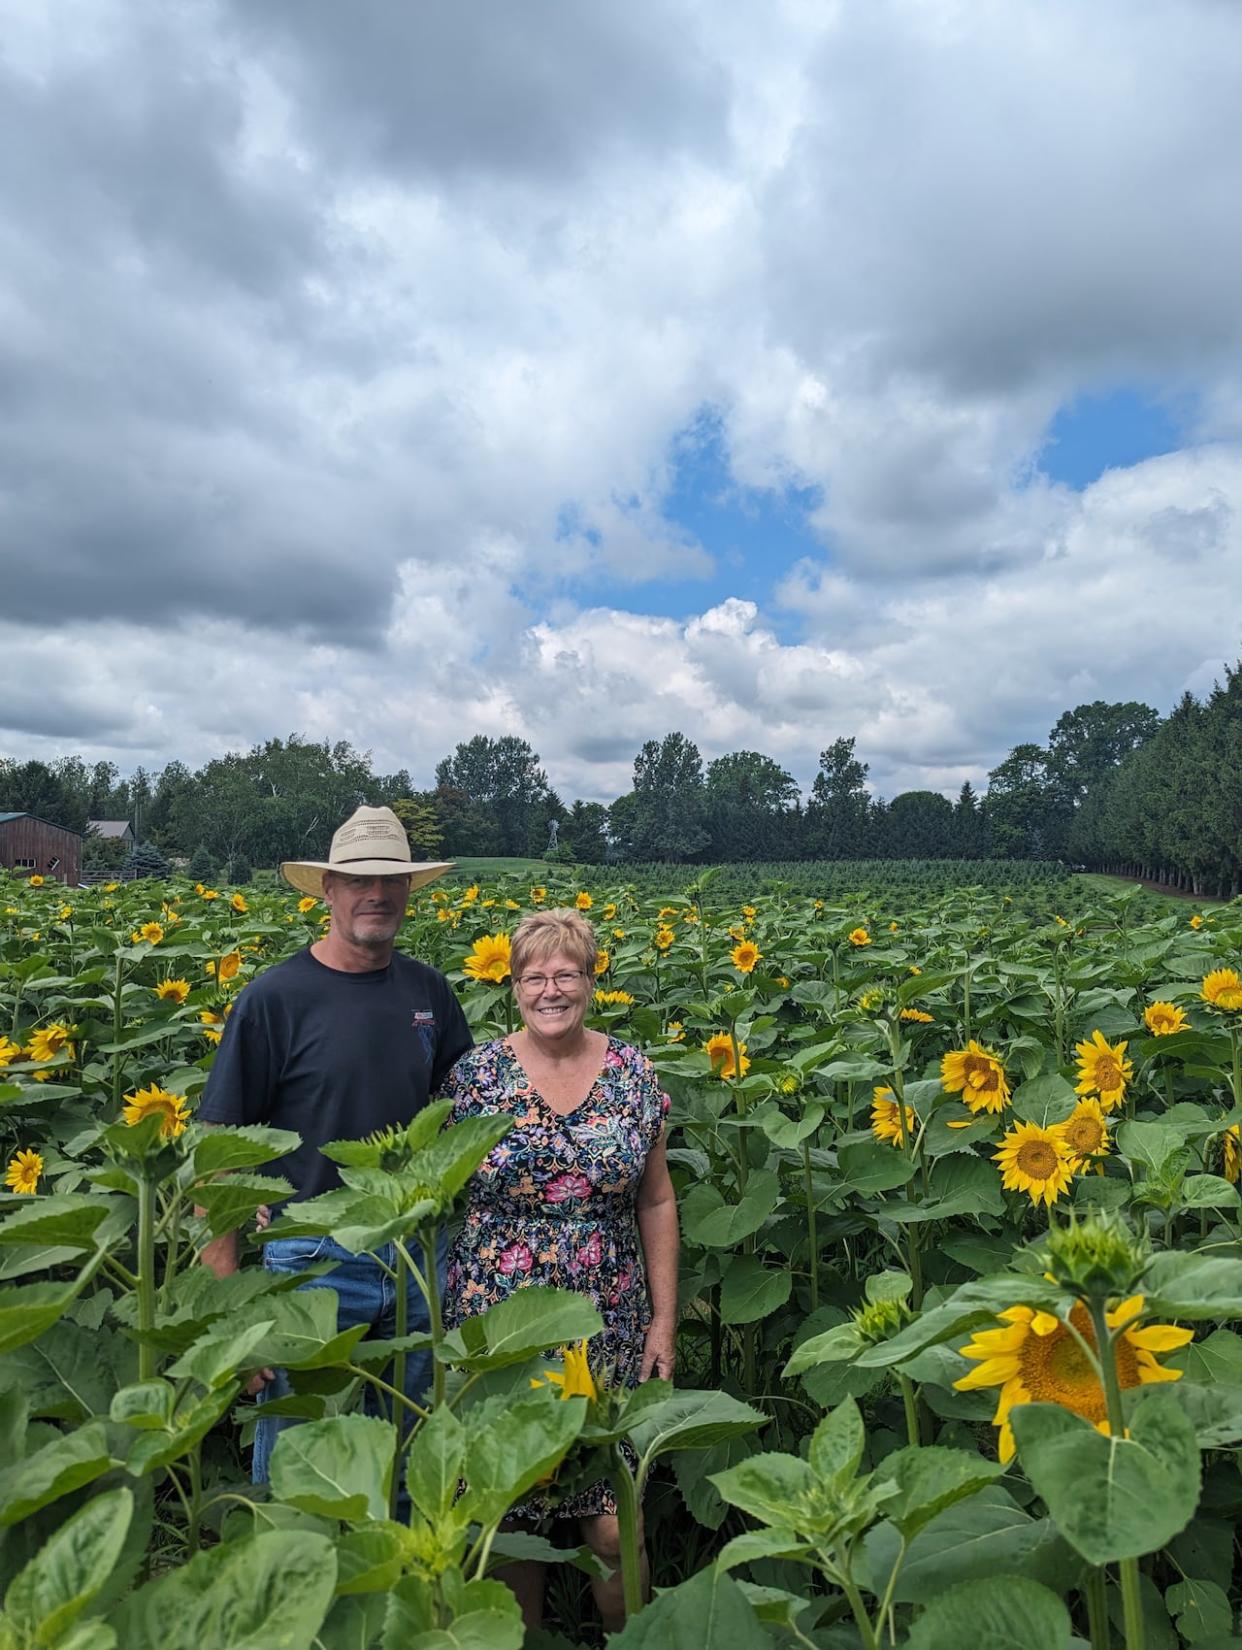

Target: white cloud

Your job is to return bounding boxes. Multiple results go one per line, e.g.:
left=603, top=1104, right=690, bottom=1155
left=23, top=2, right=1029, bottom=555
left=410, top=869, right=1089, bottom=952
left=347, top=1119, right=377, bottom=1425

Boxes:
left=2, top=0, right=1242, bottom=809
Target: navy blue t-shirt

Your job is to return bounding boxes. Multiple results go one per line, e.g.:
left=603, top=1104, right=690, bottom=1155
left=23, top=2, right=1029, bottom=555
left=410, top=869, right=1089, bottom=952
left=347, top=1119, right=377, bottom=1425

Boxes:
left=198, top=947, right=473, bottom=1202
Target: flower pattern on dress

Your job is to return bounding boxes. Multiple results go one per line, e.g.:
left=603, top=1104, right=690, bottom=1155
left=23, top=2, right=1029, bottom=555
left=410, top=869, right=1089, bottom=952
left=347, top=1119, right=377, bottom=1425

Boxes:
left=442, top=1035, right=669, bottom=1518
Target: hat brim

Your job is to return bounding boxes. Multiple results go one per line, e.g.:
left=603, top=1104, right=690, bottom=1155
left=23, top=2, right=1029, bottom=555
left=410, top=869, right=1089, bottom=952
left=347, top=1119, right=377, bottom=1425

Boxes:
left=280, top=859, right=456, bottom=898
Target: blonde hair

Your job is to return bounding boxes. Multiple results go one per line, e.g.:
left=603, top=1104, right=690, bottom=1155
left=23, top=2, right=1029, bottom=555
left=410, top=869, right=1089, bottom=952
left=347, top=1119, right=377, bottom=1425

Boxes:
left=510, top=907, right=597, bottom=983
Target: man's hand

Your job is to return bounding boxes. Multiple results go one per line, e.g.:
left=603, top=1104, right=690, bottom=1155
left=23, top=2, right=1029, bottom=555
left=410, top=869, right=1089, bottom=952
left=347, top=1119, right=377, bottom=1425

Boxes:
left=245, top=1367, right=276, bottom=1397
left=639, top=1319, right=677, bottom=1382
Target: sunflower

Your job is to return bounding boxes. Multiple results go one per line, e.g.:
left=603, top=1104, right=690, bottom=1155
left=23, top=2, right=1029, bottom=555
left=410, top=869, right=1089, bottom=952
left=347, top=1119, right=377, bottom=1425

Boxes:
left=889, top=921, right=899, bottom=933
left=993, top=1121, right=1075, bottom=1206
left=731, top=941, right=762, bottom=974
left=122, top=1084, right=190, bottom=1140
left=504, top=899, right=521, bottom=911
left=297, top=896, right=317, bottom=914
left=1055, top=1098, right=1111, bottom=1169
left=1202, top=969, right=1242, bottom=1013
left=26, top=1023, right=74, bottom=1064
left=531, top=1340, right=598, bottom=1402
left=955, top=1296, right=1193, bottom=1462
left=728, top=924, right=746, bottom=943
left=664, top=1021, right=685, bottom=1043
left=848, top=928, right=871, bottom=947
left=654, top=927, right=675, bottom=953
left=603, top=902, right=618, bottom=921
left=217, top=951, right=242, bottom=984
left=899, top=1008, right=934, bottom=1024
left=1074, top=1030, right=1133, bottom=1111
left=594, top=988, right=635, bottom=1007
left=594, top=949, right=610, bottom=975
left=459, top=885, right=480, bottom=907
left=154, top=979, right=191, bottom=1004
left=530, top=886, right=547, bottom=904
left=575, top=892, right=593, bottom=911
left=200, top=888, right=219, bottom=901
left=28, top=874, right=45, bottom=886
left=940, top=1040, right=1010, bottom=1115
left=871, top=1086, right=916, bottom=1147
left=4, top=1148, right=43, bottom=1194
left=1222, top=1125, right=1240, bottom=1185
left=0, top=1036, right=21, bottom=1068
left=137, top=921, right=164, bottom=945
left=462, top=933, right=512, bottom=983
left=859, top=988, right=885, bottom=1012
left=1144, top=1001, right=1188, bottom=1037
left=1190, top=914, right=1204, bottom=930
left=704, top=1033, right=750, bottom=1080
left=742, top=905, right=757, bottom=919
left=200, top=1008, right=225, bottom=1045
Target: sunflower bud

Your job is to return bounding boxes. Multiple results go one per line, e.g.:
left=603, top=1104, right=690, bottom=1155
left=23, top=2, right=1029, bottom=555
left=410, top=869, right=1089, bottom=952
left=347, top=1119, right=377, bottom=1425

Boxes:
left=852, top=1296, right=911, bottom=1344
left=1040, top=1209, right=1146, bottom=1301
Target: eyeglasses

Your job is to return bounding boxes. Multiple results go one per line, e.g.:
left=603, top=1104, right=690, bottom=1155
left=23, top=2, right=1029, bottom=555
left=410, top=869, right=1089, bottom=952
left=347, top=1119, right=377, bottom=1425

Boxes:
left=515, top=970, right=587, bottom=993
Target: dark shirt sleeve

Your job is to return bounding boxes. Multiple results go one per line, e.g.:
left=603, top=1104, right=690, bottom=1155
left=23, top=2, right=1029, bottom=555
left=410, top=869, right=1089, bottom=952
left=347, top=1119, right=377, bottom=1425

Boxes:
left=431, top=976, right=474, bottom=1096
left=197, top=991, right=279, bottom=1127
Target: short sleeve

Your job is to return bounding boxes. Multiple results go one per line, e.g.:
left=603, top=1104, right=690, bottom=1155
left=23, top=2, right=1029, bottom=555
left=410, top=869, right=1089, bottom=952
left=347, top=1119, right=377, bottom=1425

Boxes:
left=197, top=989, right=278, bottom=1126
left=632, top=1049, right=670, bottom=1151
left=430, top=975, right=474, bottom=1095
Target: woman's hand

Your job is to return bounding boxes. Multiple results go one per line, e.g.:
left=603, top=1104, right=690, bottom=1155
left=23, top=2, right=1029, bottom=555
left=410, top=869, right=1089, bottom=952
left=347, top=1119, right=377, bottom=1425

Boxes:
left=639, top=1318, right=677, bottom=1381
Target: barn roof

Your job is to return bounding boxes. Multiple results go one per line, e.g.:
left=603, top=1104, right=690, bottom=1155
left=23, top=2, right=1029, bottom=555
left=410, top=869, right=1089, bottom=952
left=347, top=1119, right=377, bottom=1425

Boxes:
left=88, top=819, right=134, bottom=837
left=0, top=811, right=84, bottom=836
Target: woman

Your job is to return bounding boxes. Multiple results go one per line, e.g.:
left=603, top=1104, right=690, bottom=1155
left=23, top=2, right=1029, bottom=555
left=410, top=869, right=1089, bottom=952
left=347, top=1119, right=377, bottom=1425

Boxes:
left=442, top=907, right=679, bottom=1632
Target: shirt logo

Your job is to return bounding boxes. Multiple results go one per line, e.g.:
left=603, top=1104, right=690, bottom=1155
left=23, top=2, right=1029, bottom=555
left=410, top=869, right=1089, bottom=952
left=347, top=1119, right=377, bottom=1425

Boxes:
left=412, top=1010, right=436, bottom=1062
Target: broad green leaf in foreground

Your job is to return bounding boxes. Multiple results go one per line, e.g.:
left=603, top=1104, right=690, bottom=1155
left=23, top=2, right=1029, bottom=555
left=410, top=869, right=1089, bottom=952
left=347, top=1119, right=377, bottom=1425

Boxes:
left=270, top=1414, right=395, bottom=1523
left=903, top=1575, right=1072, bottom=1650
left=607, top=1563, right=770, bottom=1649
left=437, top=1286, right=602, bottom=1370
left=1011, top=1387, right=1201, bottom=1564
left=4, top=1485, right=133, bottom=1645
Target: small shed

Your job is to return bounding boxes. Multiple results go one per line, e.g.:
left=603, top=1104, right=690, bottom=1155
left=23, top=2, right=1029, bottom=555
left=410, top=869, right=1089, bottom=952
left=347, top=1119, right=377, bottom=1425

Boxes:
left=0, top=812, right=83, bottom=885
left=88, top=819, right=136, bottom=845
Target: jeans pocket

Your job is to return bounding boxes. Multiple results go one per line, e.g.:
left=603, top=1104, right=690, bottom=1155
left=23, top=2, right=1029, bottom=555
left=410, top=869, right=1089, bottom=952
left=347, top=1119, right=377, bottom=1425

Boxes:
left=263, top=1235, right=330, bottom=1271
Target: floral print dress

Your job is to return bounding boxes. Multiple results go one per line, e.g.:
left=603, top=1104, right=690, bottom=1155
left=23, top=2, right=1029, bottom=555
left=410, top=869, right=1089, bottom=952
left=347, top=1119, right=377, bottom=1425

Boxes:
left=442, top=1034, right=670, bottom=1518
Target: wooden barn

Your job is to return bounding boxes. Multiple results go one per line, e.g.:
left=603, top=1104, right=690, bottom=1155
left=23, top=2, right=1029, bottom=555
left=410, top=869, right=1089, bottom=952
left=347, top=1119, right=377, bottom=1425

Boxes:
left=0, top=812, right=83, bottom=885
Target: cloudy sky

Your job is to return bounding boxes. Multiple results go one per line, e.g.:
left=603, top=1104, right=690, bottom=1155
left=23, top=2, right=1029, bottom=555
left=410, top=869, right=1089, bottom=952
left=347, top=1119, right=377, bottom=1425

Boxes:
left=2, top=0, right=1241, bottom=806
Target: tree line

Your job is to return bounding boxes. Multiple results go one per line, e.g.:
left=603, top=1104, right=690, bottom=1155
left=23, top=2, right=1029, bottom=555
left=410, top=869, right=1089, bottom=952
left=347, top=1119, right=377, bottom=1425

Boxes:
left=1, top=666, right=1239, bottom=889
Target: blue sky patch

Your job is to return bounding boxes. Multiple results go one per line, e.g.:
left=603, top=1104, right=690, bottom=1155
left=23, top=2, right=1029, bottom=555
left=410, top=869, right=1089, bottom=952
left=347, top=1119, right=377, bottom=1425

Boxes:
left=1039, top=386, right=1194, bottom=490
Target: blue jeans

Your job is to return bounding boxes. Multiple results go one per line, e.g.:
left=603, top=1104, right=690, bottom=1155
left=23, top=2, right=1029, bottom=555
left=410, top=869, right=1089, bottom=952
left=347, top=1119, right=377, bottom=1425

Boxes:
left=252, top=1233, right=443, bottom=1490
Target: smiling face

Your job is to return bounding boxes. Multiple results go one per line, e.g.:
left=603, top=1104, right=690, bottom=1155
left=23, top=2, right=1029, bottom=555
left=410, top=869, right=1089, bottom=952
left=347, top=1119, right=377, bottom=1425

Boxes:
left=514, top=948, right=592, bottom=1043
left=320, top=871, right=411, bottom=952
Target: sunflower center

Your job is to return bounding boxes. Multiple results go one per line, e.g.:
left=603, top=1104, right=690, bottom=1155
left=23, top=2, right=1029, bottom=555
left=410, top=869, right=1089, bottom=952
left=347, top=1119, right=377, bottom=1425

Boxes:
left=964, top=1058, right=998, bottom=1093
left=1018, top=1304, right=1142, bottom=1425
left=1015, top=1140, right=1059, bottom=1179
left=1094, top=1056, right=1121, bottom=1091
left=1064, top=1118, right=1103, bottom=1154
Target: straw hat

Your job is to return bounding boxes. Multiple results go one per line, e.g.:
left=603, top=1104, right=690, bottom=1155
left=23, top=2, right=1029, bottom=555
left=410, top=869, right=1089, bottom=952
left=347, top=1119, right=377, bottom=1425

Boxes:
left=280, top=805, right=454, bottom=897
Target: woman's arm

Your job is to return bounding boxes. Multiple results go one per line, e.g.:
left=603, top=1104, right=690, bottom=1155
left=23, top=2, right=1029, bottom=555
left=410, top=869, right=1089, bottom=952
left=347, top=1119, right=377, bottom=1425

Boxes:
left=635, top=1132, right=679, bottom=1380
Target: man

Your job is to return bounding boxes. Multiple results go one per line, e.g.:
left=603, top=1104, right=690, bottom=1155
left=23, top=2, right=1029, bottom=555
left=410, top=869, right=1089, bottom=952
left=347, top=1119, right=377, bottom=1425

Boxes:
left=197, top=804, right=472, bottom=1482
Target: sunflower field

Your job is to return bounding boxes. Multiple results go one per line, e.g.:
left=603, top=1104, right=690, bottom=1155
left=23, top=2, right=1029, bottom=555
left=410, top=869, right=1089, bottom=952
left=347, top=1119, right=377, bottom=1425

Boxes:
left=1, top=866, right=1241, bottom=1649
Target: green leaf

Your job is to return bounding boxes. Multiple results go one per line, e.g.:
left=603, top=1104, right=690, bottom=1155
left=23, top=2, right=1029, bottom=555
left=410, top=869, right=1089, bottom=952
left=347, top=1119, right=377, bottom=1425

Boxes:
left=0, top=1318, right=132, bottom=1420
left=903, top=1576, right=1072, bottom=1650
left=1180, top=1327, right=1242, bottom=1385
left=438, top=1286, right=602, bottom=1370
left=876, top=1444, right=1004, bottom=1540
left=1166, top=1579, right=1233, bottom=1644
left=459, top=1394, right=587, bottom=1528
left=860, top=1487, right=1075, bottom=1605
left=679, top=1169, right=781, bottom=1247
left=109, top=1380, right=175, bottom=1430
left=808, top=1398, right=864, bottom=1488
left=334, top=1525, right=408, bottom=1596
left=4, top=1486, right=133, bottom=1643
left=384, top=1573, right=523, bottom=1650
left=1011, top=1387, right=1201, bottom=1564
left=316, top=1595, right=388, bottom=1650
left=606, top=1563, right=770, bottom=1649
left=1142, top=1251, right=1242, bottom=1319
left=836, top=1138, right=917, bottom=1196
left=1010, top=1072, right=1077, bottom=1127
left=0, top=1197, right=110, bottom=1252
left=191, top=1174, right=294, bottom=1238
left=405, top=1404, right=467, bottom=1525
left=782, top=1320, right=862, bottom=1378
left=713, top=1526, right=810, bottom=1573
left=1118, top=1121, right=1186, bottom=1177
left=0, top=1281, right=80, bottom=1357
left=627, top=1389, right=766, bottom=1470
left=124, top=1383, right=239, bottom=1475
left=710, top=1452, right=815, bottom=1526
left=166, top=1322, right=277, bottom=1390
left=747, top=1101, right=824, bottom=1148
left=1180, top=1175, right=1240, bottom=1208
left=487, top=1528, right=611, bottom=1579
left=853, top=1275, right=1067, bottom=1369
left=718, top=1255, right=791, bottom=1325
left=110, top=1529, right=338, bottom=1650
left=191, top=1124, right=301, bottom=1177
left=270, top=1414, right=395, bottom=1522
left=0, top=1421, right=112, bottom=1526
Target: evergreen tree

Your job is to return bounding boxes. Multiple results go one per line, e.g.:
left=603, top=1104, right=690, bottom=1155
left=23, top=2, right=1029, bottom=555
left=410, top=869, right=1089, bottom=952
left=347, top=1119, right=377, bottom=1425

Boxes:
left=187, top=844, right=217, bottom=881
left=122, top=841, right=171, bottom=880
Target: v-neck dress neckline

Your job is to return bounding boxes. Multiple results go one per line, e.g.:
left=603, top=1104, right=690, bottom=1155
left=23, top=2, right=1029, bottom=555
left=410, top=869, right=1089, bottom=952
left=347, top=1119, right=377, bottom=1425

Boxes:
left=502, top=1033, right=614, bottom=1121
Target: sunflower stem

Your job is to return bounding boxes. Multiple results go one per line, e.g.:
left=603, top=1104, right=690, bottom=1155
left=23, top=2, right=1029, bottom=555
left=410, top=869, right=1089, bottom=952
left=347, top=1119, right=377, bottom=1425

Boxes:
left=610, top=1443, right=645, bottom=1620
left=897, top=1373, right=920, bottom=1449
left=1088, top=1298, right=1146, bottom=1650
left=111, top=949, right=125, bottom=1115
left=1084, top=1567, right=1111, bottom=1650
left=390, top=1239, right=410, bottom=1521
left=1229, top=1024, right=1242, bottom=1113
left=421, top=1224, right=445, bottom=1410
left=136, top=1173, right=157, bottom=1383
left=802, top=1139, right=819, bottom=1314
